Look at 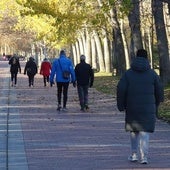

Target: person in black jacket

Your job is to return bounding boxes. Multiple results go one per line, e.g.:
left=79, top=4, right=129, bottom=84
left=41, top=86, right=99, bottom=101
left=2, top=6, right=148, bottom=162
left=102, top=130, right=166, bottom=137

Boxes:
left=24, top=57, right=37, bottom=87
left=75, top=55, right=94, bottom=111
left=8, top=54, right=21, bottom=87
left=117, top=49, right=164, bottom=164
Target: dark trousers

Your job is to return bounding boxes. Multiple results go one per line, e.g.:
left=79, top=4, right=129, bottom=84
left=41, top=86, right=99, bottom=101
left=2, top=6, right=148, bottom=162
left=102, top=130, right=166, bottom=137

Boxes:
left=28, top=74, right=35, bottom=86
left=43, top=76, right=49, bottom=86
left=77, top=85, right=89, bottom=109
left=11, top=72, right=17, bottom=84
left=57, top=82, right=69, bottom=108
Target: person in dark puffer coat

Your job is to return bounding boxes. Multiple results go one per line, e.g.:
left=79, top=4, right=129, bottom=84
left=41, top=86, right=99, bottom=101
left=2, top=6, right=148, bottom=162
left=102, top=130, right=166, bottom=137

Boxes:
left=117, top=49, right=164, bottom=164
left=24, top=57, right=37, bottom=87
left=9, top=54, right=21, bottom=87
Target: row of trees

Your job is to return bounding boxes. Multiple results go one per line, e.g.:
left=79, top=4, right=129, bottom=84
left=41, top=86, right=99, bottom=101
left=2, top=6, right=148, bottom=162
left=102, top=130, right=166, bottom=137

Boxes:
left=0, top=0, right=170, bottom=85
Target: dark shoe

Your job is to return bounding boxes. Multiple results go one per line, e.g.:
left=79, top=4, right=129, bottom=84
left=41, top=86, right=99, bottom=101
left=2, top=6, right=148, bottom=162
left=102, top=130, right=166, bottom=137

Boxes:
left=85, top=105, right=89, bottom=110
left=80, top=108, right=85, bottom=112
left=57, top=105, right=61, bottom=111
left=11, top=82, right=14, bottom=87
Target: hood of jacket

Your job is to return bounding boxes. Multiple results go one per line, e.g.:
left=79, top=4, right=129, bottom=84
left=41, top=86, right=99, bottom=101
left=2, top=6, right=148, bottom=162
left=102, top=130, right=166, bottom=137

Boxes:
left=131, top=57, right=150, bottom=72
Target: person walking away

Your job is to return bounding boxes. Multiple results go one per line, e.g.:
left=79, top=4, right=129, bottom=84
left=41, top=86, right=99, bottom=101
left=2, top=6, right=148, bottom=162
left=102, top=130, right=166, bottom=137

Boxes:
left=75, top=55, right=94, bottom=111
left=116, top=49, right=164, bottom=164
left=50, top=50, right=76, bottom=111
left=40, top=58, right=52, bottom=87
left=24, top=57, right=37, bottom=87
left=8, top=54, right=21, bottom=87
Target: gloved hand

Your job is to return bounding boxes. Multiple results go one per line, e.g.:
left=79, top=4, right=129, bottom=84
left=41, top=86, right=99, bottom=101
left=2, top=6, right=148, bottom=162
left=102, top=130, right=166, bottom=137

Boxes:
left=73, top=81, right=76, bottom=87
left=50, top=81, right=54, bottom=87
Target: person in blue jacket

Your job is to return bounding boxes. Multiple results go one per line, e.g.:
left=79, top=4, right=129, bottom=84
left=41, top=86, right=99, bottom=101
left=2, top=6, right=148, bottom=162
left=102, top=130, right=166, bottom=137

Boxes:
left=50, top=50, right=76, bottom=111
left=117, top=49, right=164, bottom=164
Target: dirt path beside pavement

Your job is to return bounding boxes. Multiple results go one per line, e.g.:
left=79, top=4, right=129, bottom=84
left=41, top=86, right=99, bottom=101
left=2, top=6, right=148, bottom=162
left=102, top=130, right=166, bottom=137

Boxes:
left=6, top=60, right=170, bottom=170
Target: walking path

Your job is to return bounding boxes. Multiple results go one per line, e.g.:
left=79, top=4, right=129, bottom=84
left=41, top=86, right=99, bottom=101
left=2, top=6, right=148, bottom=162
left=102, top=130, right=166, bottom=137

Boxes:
left=0, top=60, right=170, bottom=170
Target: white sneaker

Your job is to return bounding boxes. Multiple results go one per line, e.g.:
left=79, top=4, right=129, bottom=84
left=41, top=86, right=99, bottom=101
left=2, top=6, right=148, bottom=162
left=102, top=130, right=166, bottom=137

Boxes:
left=140, top=157, right=148, bottom=164
left=128, top=153, right=138, bottom=162
left=62, top=107, right=68, bottom=112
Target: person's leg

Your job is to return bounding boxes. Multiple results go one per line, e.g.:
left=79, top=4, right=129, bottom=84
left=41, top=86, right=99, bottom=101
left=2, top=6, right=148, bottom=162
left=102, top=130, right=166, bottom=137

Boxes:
left=46, top=76, right=49, bottom=83
left=77, top=85, right=84, bottom=110
left=63, top=82, right=69, bottom=108
left=139, top=131, right=149, bottom=164
left=28, top=75, right=31, bottom=87
left=43, top=76, right=46, bottom=86
left=128, top=131, right=139, bottom=161
left=83, top=85, right=89, bottom=110
left=57, top=82, right=62, bottom=110
left=32, top=75, right=34, bottom=86
left=11, top=72, right=14, bottom=86
left=14, top=73, right=17, bottom=85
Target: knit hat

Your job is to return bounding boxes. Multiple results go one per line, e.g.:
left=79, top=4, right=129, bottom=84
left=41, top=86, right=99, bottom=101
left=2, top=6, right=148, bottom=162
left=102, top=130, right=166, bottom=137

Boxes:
left=60, top=50, right=66, bottom=56
left=80, top=55, right=86, bottom=61
left=136, top=49, right=148, bottom=58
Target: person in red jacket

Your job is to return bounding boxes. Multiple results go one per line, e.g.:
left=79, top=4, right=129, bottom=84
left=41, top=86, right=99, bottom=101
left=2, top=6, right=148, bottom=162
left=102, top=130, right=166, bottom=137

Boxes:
left=40, top=58, right=52, bottom=87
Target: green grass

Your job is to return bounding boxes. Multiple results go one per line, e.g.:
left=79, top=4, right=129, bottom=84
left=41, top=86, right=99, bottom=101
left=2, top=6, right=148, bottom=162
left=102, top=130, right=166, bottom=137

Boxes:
left=159, top=87, right=170, bottom=122
left=94, top=72, right=118, bottom=96
left=93, top=72, right=170, bottom=123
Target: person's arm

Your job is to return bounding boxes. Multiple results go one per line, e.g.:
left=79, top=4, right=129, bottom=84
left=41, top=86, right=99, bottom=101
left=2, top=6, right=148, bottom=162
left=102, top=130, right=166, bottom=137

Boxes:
left=18, top=60, right=21, bottom=73
left=69, top=61, right=76, bottom=83
left=154, top=73, right=164, bottom=106
left=24, top=63, right=27, bottom=74
left=50, top=60, right=57, bottom=84
left=89, top=66, right=94, bottom=87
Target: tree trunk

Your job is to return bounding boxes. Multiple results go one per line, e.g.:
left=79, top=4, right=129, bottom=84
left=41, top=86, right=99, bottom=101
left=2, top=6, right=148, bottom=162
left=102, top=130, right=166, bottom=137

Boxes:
left=128, top=0, right=143, bottom=59
left=110, top=6, right=126, bottom=75
left=103, top=29, right=111, bottom=73
left=93, top=30, right=105, bottom=72
left=120, top=19, right=130, bottom=69
left=72, top=44, right=77, bottom=66
left=85, top=29, right=91, bottom=65
left=78, top=37, right=84, bottom=55
left=75, top=41, right=80, bottom=63
left=152, top=0, right=170, bottom=85
left=91, top=36, right=97, bottom=70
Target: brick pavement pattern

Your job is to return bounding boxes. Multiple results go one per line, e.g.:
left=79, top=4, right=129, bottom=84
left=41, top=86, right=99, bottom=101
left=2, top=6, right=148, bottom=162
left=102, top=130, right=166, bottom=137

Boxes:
left=1, top=60, right=170, bottom=170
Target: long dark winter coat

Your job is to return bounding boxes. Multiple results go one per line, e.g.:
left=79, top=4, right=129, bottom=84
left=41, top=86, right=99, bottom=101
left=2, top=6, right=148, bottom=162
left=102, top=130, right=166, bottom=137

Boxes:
left=24, top=58, right=37, bottom=76
left=117, top=57, right=164, bottom=133
left=9, top=56, right=21, bottom=73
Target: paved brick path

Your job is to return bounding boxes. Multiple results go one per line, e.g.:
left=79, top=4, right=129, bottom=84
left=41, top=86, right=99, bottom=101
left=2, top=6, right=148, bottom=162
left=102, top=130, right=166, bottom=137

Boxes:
left=0, top=60, right=170, bottom=170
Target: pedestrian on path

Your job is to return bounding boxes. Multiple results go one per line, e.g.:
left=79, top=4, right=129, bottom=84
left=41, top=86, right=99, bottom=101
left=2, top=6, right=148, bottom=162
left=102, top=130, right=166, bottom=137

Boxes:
left=75, top=55, right=94, bottom=111
left=24, top=57, right=37, bottom=87
left=40, top=58, right=52, bottom=87
left=8, top=54, right=21, bottom=87
left=50, top=50, right=76, bottom=111
left=116, top=49, right=164, bottom=164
